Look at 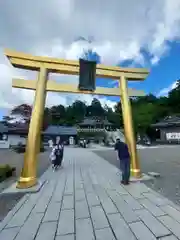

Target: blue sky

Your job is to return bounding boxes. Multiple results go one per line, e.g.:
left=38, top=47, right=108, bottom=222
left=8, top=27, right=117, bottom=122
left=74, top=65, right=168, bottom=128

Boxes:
left=0, top=110, right=7, bottom=120
left=96, top=41, right=180, bottom=102
left=138, top=41, right=180, bottom=95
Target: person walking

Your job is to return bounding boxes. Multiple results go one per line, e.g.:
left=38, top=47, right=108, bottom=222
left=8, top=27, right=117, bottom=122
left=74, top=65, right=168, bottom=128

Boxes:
left=50, top=137, right=64, bottom=171
left=114, top=138, right=130, bottom=185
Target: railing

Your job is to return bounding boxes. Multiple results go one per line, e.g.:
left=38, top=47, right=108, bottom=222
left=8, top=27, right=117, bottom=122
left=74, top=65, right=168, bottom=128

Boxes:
left=77, top=128, right=105, bottom=132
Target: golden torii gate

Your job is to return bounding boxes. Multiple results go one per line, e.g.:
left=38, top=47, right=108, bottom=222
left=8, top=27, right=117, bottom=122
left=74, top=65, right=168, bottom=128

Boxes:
left=5, top=49, right=149, bottom=189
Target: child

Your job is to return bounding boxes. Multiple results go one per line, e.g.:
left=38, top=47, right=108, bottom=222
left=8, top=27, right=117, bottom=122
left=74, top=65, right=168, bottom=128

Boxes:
left=114, top=138, right=130, bottom=185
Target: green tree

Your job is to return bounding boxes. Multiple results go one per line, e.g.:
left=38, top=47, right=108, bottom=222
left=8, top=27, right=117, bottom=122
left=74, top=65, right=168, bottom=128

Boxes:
left=132, top=102, right=157, bottom=134
left=11, top=104, right=32, bottom=119
left=71, top=100, right=87, bottom=121
left=167, top=80, right=180, bottom=114
left=113, top=101, right=123, bottom=128
left=64, top=100, right=87, bottom=125
left=154, top=97, right=169, bottom=120
left=89, top=98, right=105, bottom=117
left=50, top=105, right=66, bottom=125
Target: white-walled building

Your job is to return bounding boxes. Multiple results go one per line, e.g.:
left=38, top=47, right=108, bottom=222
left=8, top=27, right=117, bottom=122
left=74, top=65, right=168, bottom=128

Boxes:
left=0, top=123, right=28, bottom=149
left=0, top=123, right=78, bottom=149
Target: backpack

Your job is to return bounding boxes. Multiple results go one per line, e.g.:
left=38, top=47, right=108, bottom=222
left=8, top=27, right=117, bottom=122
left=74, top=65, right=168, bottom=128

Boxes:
left=54, top=145, right=63, bottom=156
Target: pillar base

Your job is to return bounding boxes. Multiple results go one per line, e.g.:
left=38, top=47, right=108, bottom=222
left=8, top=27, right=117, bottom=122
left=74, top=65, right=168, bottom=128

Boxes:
left=1, top=180, right=45, bottom=195
left=130, top=168, right=141, bottom=178
left=16, top=176, right=37, bottom=189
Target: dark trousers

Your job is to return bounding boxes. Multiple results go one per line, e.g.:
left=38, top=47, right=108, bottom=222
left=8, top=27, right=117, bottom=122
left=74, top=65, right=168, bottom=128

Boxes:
left=54, top=152, right=63, bottom=166
left=120, top=158, right=130, bottom=183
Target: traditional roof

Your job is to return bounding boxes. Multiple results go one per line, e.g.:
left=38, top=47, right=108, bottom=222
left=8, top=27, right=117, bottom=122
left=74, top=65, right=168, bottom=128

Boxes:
left=102, top=119, right=113, bottom=125
left=43, top=126, right=77, bottom=136
left=0, top=122, right=8, bottom=133
left=78, top=118, right=96, bottom=126
left=151, top=115, right=180, bottom=128
left=7, top=124, right=29, bottom=134
left=78, top=117, right=112, bottom=126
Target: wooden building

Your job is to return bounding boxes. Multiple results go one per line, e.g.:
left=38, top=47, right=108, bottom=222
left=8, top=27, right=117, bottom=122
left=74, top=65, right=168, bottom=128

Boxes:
left=77, top=117, right=116, bottom=132
left=0, top=123, right=28, bottom=148
left=151, top=115, right=180, bottom=143
left=43, top=125, right=78, bottom=145
left=0, top=122, right=78, bottom=147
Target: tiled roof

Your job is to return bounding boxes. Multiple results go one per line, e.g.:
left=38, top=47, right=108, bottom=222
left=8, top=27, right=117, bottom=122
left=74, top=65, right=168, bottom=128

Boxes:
left=0, top=123, right=8, bottom=133
left=79, top=118, right=96, bottom=125
left=102, top=119, right=113, bottom=125
left=151, top=115, right=180, bottom=127
left=78, top=118, right=112, bottom=126
left=7, top=124, right=29, bottom=134
left=43, top=126, right=77, bottom=135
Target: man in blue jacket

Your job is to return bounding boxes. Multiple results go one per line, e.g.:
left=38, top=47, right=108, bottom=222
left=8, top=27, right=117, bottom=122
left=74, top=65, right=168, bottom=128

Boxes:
left=114, top=138, right=130, bottom=185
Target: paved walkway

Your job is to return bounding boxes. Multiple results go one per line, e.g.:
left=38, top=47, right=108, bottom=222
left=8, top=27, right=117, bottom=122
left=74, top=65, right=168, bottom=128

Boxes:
left=89, top=144, right=178, bottom=151
left=0, top=148, right=180, bottom=240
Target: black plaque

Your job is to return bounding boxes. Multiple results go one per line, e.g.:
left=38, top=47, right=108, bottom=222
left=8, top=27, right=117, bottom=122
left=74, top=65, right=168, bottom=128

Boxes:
left=78, top=58, right=96, bottom=91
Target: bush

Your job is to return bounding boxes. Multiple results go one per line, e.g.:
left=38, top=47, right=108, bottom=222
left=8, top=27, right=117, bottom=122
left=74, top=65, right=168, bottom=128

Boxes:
left=0, top=164, right=16, bottom=182
left=13, top=143, right=45, bottom=153
left=12, top=143, right=26, bottom=153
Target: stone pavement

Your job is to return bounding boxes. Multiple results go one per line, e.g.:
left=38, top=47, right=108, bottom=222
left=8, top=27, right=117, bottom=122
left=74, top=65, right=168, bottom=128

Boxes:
left=0, top=148, right=180, bottom=240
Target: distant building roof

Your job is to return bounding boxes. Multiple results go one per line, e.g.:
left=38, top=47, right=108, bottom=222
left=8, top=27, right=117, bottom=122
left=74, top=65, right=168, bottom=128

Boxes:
left=102, top=119, right=113, bottom=125
left=43, top=126, right=77, bottom=136
left=0, top=122, right=8, bottom=133
left=7, top=124, right=29, bottom=134
left=79, top=118, right=96, bottom=126
left=78, top=117, right=113, bottom=126
left=151, top=115, right=180, bottom=128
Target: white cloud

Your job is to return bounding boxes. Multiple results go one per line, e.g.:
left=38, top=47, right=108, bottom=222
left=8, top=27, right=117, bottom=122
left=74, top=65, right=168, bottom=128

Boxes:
left=151, top=56, right=160, bottom=65
left=1, top=0, right=180, bottom=111
left=157, top=80, right=178, bottom=97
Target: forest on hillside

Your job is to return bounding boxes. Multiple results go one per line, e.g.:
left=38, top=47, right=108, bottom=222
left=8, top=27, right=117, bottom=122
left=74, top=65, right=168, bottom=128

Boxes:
left=2, top=80, right=180, bottom=137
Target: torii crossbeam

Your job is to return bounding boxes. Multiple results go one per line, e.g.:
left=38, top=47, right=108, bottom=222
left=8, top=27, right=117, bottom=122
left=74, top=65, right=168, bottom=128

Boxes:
left=5, top=49, right=149, bottom=189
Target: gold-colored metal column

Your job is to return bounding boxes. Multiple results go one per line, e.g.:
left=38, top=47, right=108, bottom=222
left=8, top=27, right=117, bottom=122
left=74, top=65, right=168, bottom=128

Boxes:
left=16, top=67, right=48, bottom=189
left=120, top=89, right=131, bottom=152
left=119, top=76, right=141, bottom=178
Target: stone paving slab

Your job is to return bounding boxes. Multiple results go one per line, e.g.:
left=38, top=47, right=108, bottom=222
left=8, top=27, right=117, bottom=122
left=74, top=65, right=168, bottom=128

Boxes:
left=95, top=227, right=115, bottom=240
left=0, top=148, right=180, bottom=240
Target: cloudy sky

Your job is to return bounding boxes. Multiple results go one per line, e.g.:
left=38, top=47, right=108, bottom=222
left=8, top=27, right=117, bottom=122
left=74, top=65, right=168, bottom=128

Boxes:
left=1, top=0, right=180, bottom=118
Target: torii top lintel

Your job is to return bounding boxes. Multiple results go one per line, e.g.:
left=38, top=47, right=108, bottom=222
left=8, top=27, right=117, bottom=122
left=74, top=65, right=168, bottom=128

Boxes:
left=4, top=49, right=149, bottom=81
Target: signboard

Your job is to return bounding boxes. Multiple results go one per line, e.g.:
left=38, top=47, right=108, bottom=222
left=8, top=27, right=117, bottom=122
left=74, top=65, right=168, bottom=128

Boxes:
left=166, top=132, right=180, bottom=140
left=78, top=58, right=96, bottom=91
